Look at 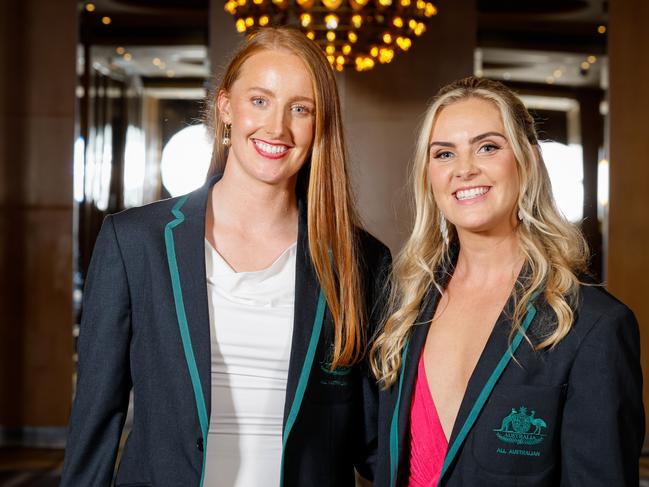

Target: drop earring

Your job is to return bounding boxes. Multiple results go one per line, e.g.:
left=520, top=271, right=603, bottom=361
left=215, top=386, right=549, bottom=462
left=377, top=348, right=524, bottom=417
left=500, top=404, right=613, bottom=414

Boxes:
left=439, top=212, right=449, bottom=245
left=518, top=204, right=528, bottom=224
left=222, top=123, right=231, bottom=147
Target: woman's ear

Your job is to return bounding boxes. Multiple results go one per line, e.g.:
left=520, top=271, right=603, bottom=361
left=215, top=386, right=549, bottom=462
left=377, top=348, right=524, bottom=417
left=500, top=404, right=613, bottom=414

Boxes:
left=216, top=89, right=232, bottom=124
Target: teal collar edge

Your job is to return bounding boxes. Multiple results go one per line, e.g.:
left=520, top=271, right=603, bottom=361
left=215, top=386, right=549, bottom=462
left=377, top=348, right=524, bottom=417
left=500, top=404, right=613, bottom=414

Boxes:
left=389, top=336, right=412, bottom=487
left=279, top=288, right=326, bottom=487
left=388, top=290, right=541, bottom=487
left=436, top=296, right=539, bottom=486
left=164, top=194, right=209, bottom=487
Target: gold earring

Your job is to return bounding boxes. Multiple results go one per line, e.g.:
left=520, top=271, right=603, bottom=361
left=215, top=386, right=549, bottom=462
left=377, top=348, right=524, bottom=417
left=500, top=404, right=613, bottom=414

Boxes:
left=222, top=123, right=231, bottom=147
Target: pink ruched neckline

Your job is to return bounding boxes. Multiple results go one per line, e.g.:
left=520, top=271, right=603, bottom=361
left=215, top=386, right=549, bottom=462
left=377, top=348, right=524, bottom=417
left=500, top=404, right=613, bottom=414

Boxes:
left=407, top=354, right=449, bottom=487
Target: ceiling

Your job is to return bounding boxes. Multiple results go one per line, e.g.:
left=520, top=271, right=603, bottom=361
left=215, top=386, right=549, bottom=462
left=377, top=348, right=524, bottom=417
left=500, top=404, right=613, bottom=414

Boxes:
left=80, top=0, right=608, bottom=90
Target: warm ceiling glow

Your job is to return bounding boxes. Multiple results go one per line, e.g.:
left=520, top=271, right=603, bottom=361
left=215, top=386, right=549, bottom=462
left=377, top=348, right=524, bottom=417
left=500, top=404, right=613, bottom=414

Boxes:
left=225, top=0, right=438, bottom=71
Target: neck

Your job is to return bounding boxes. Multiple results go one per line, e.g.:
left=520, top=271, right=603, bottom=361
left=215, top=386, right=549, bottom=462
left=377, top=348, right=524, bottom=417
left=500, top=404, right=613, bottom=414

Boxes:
left=453, top=228, right=523, bottom=287
left=209, top=163, right=299, bottom=237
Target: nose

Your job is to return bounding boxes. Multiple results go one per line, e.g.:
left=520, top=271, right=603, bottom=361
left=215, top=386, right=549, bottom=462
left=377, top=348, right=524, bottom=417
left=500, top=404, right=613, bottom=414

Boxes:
left=264, top=105, right=289, bottom=140
left=453, top=152, right=479, bottom=179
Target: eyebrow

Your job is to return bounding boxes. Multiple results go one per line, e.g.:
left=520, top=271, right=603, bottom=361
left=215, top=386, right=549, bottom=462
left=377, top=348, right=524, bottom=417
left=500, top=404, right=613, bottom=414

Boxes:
left=429, top=131, right=507, bottom=148
left=247, top=86, right=315, bottom=105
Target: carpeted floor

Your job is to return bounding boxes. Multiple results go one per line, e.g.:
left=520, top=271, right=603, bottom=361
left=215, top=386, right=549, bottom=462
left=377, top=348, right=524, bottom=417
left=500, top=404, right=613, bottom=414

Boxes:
left=0, top=448, right=63, bottom=486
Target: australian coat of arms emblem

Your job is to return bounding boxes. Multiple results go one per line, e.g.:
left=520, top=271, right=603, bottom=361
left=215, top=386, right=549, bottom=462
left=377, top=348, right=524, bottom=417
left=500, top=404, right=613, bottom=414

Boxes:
left=493, top=406, right=547, bottom=446
left=319, top=344, right=351, bottom=385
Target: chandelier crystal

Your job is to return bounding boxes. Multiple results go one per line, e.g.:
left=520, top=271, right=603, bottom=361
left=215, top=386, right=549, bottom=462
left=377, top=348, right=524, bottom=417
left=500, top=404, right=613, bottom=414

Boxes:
left=224, top=0, right=438, bottom=71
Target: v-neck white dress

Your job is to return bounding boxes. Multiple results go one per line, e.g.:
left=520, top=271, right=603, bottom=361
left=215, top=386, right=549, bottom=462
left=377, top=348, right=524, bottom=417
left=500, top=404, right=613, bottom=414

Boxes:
left=203, top=240, right=297, bottom=487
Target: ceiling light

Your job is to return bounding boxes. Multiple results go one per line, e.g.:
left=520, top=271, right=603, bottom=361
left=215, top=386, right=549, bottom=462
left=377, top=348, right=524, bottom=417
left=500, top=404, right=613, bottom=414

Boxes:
left=225, top=0, right=439, bottom=71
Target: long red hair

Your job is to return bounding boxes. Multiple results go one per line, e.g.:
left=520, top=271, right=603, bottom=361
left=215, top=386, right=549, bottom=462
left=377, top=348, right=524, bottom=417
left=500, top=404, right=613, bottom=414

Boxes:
left=206, top=27, right=364, bottom=368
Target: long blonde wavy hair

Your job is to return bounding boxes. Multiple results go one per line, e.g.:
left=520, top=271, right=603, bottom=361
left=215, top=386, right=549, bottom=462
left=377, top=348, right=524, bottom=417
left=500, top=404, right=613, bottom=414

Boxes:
left=206, top=27, right=364, bottom=368
left=371, top=76, right=589, bottom=387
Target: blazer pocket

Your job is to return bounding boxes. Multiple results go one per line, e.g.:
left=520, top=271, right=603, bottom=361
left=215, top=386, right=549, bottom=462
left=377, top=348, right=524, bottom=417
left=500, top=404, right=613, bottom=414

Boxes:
left=470, top=383, right=566, bottom=477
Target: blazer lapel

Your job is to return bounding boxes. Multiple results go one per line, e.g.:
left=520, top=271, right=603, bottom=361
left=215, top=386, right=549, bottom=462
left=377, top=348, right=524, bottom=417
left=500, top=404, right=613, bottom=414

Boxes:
left=283, top=198, right=321, bottom=426
left=279, top=197, right=327, bottom=487
left=389, top=262, right=542, bottom=487
left=390, top=287, right=441, bottom=487
left=439, top=289, right=541, bottom=486
left=445, top=300, right=516, bottom=449
left=164, top=176, right=220, bottom=435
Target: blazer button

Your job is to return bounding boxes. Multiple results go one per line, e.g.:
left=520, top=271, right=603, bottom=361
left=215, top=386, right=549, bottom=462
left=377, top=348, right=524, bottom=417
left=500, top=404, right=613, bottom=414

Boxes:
left=196, top=437, right=204, bottom=452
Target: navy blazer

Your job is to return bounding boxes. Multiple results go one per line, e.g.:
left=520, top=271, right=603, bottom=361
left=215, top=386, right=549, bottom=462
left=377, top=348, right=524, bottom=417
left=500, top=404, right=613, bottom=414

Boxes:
left=375, top=280, right=644, bottom=487
left=61, top=175, right=391, bottom=487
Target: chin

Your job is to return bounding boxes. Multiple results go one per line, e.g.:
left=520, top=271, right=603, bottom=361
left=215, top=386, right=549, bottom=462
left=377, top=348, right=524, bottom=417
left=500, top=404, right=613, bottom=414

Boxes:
left=247, top=164, right=300, bottom=187
left=459, top=220, right=518, bottom=236
left=451, top=214, right=495, bottom=232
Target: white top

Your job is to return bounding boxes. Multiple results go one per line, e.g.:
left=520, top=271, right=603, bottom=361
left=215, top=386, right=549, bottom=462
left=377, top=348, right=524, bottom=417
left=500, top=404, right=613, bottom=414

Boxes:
left=203, top=239, right=297, bottom=487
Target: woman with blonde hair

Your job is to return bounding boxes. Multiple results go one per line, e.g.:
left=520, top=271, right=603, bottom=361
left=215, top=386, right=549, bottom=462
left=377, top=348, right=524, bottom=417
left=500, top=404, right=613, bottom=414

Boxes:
left=61, top=27, right=389, bottom=487
left=371, top=76, right=643, bottom=487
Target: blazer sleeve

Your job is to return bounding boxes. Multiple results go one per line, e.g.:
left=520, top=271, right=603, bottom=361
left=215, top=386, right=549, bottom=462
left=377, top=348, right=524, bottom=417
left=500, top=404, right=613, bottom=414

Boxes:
left=353, top=244, right=393, bottom=481
left=60, top=215, right=133, bottom=487
left=560, top=304, right=644, bottom=486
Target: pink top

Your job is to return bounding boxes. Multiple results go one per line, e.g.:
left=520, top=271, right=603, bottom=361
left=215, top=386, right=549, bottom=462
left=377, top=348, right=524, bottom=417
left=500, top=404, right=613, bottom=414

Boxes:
left=407, top=354, right=449, bottom=487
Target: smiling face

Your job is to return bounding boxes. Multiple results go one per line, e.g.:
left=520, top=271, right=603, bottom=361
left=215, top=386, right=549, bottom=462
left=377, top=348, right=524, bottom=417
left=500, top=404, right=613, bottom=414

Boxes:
left=427, top=97, right=520, bottom=237
left=217, top=49, right=316, bottom=188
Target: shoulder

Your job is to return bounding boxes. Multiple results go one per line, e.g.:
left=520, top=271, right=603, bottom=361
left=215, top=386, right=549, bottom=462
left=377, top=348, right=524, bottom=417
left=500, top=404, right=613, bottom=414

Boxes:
left=352, top=229, right=392, bottom=309
left=110, top=196, right=179, bottom=227
left=571, top=284, right=639, bottom=350
left=354, top=227, right=392, bottom=270
left=577, top=284, right=636, bottom=329
left=108, top=193, right=193, bottom=241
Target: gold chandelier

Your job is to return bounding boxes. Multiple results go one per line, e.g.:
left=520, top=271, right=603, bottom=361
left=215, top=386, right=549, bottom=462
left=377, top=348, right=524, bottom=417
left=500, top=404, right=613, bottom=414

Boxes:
left=224, top=0, right=438, bottom=72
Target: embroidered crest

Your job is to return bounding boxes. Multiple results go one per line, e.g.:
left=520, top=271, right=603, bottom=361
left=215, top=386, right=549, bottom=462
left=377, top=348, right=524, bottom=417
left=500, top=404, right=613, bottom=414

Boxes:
left=493, top=406, right=547, bottom=446
left=319, top=344, right=351, bottom=385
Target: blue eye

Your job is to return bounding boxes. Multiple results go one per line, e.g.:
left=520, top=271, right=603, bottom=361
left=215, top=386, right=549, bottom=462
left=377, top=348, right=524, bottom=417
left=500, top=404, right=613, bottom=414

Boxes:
left=252, top=97, right=266, bottom=107
left=479, top=143, right=499, bottom=153
left=434, top=151, right=454, bottom=160
left=292, top=104, right=311, bottom=115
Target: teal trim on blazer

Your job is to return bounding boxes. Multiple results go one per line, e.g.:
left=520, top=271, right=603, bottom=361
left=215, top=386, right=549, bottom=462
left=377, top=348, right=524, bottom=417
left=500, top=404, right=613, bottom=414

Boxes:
left=164, top=195, right=209, bottom=487
left=436, top=291, right=541, bottom=487
left=279, top=288, right=326, bottom=487
left=387, top=291, right=541, bottom=487
left=389, top=336, right=412, bottom=487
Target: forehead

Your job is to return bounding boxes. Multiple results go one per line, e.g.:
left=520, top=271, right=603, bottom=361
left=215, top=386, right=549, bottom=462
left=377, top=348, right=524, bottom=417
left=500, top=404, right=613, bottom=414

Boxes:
left=431, top=98, right=504, bottom=139
left=233, top=49, right=314, bottom=97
